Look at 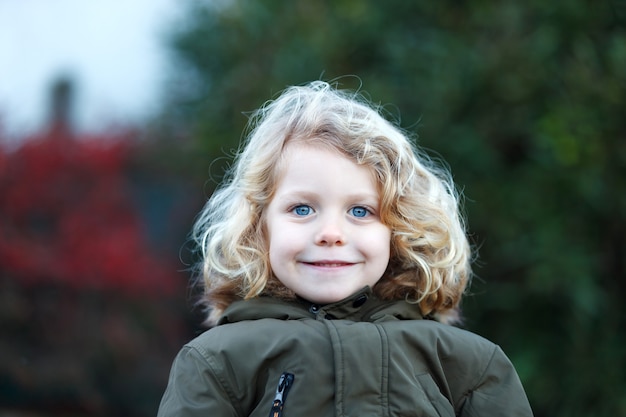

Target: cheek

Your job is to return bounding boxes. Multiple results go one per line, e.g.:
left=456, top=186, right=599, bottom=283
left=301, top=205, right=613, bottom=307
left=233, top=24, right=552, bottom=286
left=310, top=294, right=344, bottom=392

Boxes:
left=267, top=229, right=299, bottom=280
left=267, top=235, right=282, bottom=277
left=370, top=227, right=392, bottom=260
left=372, top=225, right=392, bottom=246
left=267, top=223, right=295, bottom=261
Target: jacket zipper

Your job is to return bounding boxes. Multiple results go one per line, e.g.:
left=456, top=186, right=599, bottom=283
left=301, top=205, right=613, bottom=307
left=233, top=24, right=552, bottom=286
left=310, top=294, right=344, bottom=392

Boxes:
left=268, top=372, right=295, bottom=417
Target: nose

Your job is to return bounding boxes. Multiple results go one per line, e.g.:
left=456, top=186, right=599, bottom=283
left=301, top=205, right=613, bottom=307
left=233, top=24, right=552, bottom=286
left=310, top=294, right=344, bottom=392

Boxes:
left=315, top=215, right=346, bottom=246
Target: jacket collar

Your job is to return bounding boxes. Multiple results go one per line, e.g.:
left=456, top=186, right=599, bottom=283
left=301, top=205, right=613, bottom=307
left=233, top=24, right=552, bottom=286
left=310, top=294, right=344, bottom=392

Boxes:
left=218, top=287, right=425, bottom=325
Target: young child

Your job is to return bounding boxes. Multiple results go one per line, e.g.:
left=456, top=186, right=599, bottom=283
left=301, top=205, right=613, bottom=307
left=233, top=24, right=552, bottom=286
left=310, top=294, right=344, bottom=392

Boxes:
left=158, top=81, right=533, bottom=416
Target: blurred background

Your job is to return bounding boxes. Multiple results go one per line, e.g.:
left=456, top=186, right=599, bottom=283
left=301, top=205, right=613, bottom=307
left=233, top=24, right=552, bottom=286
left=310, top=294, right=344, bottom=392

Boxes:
left=1, top=1, right=624, bottom=416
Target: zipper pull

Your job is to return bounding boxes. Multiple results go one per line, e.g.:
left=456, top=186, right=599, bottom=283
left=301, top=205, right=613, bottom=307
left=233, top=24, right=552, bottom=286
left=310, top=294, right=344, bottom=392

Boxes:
left=268, top=372, right=294, bottom=417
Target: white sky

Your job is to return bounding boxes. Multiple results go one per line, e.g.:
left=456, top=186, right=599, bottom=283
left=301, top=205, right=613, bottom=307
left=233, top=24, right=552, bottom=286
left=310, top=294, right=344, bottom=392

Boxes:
left=0, top=0, right=183, bottom=140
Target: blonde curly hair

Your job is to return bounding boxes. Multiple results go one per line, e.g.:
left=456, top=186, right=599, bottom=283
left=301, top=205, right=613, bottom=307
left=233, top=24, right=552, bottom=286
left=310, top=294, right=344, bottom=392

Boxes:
left=192, top=81, right=472, bottom=325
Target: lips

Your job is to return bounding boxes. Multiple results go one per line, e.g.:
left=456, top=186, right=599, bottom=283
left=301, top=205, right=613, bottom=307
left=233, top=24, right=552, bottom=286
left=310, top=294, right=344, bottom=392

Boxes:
left=303, top=261, right=356, bottom=267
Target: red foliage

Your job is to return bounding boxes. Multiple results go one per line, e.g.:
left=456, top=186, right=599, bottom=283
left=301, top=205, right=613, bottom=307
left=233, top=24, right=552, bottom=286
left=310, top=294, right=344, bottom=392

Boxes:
left=0, top=129, right=178, bottom=296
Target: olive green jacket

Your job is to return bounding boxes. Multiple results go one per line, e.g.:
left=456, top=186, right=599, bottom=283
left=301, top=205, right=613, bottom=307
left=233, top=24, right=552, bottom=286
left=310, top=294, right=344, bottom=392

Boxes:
left=158, top=288, right=533, bottom=416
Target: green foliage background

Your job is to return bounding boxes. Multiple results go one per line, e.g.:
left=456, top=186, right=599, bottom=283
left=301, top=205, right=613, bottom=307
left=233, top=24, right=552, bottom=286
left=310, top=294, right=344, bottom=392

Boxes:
left=160, top=1, right=626, bottom=415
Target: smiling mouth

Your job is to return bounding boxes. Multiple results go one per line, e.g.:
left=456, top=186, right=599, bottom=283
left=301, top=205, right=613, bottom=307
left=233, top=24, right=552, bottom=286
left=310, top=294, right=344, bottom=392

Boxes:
left=304, top=261, right=355, bottom=267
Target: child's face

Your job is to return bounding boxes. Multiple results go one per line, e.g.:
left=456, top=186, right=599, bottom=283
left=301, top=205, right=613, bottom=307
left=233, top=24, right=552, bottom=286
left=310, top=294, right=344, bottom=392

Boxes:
left=265, top=143, right=391, bottom=304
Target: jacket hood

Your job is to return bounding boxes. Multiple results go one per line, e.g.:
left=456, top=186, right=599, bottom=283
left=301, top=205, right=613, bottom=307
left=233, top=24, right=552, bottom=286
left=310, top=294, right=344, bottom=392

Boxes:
left=217, top=287, right=426, bottom=325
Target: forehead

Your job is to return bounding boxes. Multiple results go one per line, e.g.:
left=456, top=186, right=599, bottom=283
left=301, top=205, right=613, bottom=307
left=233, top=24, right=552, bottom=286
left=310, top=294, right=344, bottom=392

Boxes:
left=277, top=141, right=368, bottom=174
left=272, top=142, right=379, bottom=195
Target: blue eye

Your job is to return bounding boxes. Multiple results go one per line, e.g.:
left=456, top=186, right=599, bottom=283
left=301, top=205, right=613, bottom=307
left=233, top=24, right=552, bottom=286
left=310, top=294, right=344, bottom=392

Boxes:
left=293, top=205, right=312, bottom=216
left=350, top=206, right=369, bottom=218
